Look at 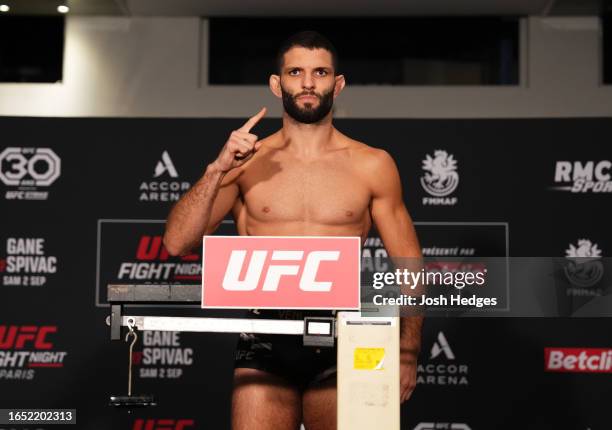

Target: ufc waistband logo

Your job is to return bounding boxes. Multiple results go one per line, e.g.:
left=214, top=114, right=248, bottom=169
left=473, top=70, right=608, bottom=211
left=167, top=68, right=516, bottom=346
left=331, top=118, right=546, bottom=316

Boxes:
left=133, top=419, right=195, bottom=430
left=222, top=250, right=340, bottom=292
left=0, top=325, right=56, bottom=350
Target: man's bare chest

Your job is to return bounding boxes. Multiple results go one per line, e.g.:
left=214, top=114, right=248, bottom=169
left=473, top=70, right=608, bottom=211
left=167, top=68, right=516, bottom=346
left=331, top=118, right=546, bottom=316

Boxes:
left=239, top=158, right=371, bottom=225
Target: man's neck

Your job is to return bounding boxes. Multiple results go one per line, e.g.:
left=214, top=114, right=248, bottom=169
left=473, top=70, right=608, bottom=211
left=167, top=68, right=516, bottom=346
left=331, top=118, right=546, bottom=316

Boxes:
left=280, top=112, right=335, bottom=158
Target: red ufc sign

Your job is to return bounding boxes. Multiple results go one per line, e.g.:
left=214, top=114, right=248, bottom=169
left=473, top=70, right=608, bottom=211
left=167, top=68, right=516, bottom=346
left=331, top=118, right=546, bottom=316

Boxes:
left=136, top=236, right=199, bottom=261
left=202, top=236, right=360, bottom=309
left=545, top=348, right=612, bottom=373
left=0, top=325, right=56, bottom=350
left=133, top=419, right=194, bottom=430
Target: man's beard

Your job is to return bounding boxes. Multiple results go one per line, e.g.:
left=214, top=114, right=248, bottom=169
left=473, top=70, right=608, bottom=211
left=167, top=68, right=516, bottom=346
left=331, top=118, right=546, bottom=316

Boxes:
left=281, top=85, right=334, bottom=124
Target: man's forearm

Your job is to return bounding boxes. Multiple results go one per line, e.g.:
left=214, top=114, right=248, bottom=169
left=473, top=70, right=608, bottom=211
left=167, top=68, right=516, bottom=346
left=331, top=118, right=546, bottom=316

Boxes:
left=163, top=163, right=226, bottom=256
left=400, top=316, right=423, bottom=355
left=396, top=254, right=424, bottom=356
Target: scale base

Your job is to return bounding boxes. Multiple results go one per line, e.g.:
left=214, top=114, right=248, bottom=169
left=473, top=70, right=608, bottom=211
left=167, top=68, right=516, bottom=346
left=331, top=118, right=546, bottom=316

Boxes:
left=109, top=395, right=157, bottom=408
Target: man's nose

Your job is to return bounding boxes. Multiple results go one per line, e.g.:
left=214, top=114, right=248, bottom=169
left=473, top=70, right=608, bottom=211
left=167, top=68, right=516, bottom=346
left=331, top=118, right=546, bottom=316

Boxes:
left=302, top=72, right=315, bottom=90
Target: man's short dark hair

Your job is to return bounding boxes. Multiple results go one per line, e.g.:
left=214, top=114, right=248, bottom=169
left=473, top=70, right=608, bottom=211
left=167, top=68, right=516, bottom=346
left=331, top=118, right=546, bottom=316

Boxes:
left=276, top=31, right=339, bottom=74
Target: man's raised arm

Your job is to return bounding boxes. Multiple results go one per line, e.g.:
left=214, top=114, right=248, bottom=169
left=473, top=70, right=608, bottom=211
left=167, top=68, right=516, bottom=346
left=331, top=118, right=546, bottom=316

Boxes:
left=163, top=107, right=266, bottom=256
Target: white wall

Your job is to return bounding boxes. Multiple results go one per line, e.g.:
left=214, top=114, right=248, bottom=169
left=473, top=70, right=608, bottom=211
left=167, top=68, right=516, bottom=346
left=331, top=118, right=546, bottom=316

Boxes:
left=0, top=16, right=610, bottom=118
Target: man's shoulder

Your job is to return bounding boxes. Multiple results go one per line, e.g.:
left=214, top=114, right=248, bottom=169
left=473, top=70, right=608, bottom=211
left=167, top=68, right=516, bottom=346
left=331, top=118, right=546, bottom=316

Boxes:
left=253, top=130, right=281, bottom=152
left=336, top=135, right=399, bottom=191
left=344, top=139, right=396, bottom=172
left=334, top=131, right=392, bottom=162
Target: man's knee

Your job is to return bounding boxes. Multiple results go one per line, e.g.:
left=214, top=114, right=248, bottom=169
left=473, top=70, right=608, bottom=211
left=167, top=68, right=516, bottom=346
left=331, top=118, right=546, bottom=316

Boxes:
left=232, top=368, right=303, bottom=430
left=302, top=379, right=337, bottom=430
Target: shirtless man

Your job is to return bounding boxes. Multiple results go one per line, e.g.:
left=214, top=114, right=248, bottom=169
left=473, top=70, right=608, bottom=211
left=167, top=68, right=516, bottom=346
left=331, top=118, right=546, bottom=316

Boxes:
left=163, top=31, right=422, bottom=430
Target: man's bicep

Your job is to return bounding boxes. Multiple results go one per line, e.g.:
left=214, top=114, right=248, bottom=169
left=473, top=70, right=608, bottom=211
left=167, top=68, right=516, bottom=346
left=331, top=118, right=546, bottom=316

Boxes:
left=369, top=151, right=421, bottom=258
left=372, top=200, right=420, bottom=258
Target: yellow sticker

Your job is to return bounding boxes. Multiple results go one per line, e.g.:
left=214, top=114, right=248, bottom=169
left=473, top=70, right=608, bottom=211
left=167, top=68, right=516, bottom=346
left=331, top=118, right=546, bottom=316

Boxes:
left=354, top=347, right=385, bottom=370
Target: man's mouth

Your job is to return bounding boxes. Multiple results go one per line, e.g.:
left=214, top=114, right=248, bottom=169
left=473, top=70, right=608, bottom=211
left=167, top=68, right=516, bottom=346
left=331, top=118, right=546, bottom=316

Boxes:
left=296, top=94, right=318, bottom=102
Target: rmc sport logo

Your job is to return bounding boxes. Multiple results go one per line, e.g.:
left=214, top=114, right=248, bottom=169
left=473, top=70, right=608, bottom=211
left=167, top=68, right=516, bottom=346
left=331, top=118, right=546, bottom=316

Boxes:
left=552, top=160, right=612, bottom=193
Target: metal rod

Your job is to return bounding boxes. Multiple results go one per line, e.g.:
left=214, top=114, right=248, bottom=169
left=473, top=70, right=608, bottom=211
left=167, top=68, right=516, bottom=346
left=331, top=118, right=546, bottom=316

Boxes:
left=121, top=316, right=309, bottom=335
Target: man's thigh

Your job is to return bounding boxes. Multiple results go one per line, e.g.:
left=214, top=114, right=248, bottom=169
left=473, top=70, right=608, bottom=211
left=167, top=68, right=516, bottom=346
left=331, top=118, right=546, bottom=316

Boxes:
left=232, top=367, right=302, bottom=430
left=302, top=377, right=337, bottom=430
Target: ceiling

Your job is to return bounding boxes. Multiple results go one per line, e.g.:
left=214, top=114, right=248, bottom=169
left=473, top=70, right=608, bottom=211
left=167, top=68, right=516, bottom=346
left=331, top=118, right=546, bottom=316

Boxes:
left=0, top=0, right=604, bottom=17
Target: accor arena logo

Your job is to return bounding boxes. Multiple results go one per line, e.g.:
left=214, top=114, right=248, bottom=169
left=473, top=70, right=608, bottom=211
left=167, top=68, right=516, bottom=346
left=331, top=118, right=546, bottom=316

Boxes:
left=0, top=325, right=68, bottom=380
left=117, top=236, right=201, bottom=282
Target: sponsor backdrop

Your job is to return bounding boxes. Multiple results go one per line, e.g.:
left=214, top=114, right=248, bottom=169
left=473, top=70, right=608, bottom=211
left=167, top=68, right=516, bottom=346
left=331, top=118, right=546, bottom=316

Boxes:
left=1, top=117, right=611, bottom=430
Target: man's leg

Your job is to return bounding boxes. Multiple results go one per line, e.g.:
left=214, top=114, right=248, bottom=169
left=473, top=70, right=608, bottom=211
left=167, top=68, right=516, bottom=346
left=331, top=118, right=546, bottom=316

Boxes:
left=302, top=377, right=337, bottom=430
left=232, top=367, right=303, bottom=430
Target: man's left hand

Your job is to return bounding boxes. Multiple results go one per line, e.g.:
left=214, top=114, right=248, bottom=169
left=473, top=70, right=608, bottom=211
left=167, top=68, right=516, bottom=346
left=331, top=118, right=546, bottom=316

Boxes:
left=400, top=352, right=418, bottom=403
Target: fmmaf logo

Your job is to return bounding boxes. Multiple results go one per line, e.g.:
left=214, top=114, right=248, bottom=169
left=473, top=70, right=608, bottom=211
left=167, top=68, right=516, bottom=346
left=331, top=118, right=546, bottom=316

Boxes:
left=0, top=147, right=61, bottom=200
left=421, top=150, right=459, bottom=206
left=139, top=151, right=190, bottom=202
left=564, top=239, right=604, bottom=292
left=0, top=325, right=68, bottom=381
left=132, top=419, right=195, bottom=430
left=417, top=331, right=468, bottom=386
left=552, top=160, right=612, bottom=193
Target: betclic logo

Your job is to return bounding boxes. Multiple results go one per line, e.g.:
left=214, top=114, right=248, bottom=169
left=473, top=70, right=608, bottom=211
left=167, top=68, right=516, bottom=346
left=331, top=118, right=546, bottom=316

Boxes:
left=202, top=236, right=361, bottom=309
left=545, top=348, right=612, bottom=373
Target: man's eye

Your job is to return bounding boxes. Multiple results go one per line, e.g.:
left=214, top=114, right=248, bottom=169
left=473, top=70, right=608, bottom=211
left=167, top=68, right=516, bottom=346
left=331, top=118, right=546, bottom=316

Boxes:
left=316, top=70, right=328, bottom=76
left=289, top=69, right=300, bottom=76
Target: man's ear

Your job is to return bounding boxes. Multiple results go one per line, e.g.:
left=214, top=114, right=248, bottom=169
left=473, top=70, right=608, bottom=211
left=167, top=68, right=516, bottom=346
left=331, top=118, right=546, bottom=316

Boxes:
left=333, top=74, right=346, bottom=98
left=269, top=74, right=282, bottom=98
